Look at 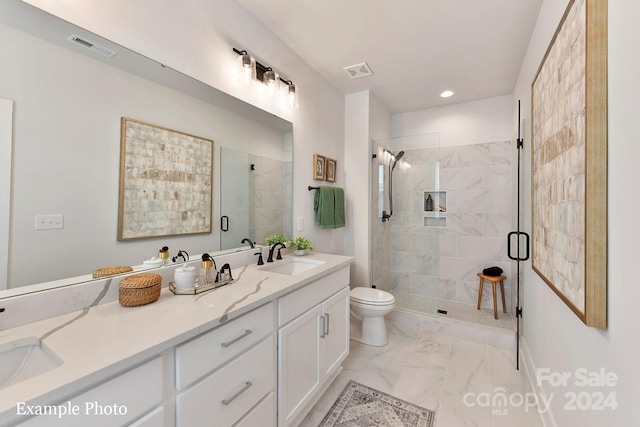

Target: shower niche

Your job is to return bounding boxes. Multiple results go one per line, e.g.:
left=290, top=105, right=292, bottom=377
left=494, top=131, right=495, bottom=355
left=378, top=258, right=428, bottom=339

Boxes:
left=423, top=190, right=447, bottom=228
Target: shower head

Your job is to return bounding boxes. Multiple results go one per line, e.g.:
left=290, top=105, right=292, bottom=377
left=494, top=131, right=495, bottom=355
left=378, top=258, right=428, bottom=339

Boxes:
left=390, top=150, right=405, bottom=171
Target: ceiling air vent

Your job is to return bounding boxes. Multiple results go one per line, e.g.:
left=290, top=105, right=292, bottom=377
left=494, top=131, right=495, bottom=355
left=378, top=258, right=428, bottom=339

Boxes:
left=343, top=62, right=373, bottom=79
left=67, top=34, right=117, bottom=58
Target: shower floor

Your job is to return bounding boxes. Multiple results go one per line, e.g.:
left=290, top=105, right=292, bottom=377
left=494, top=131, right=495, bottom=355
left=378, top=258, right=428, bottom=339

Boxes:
left=390, top=290, right=516, bottom=331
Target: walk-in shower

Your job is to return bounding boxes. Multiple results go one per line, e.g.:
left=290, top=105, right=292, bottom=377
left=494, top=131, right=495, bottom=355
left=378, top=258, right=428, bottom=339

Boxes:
left=371, top=133, right=516, bottom=330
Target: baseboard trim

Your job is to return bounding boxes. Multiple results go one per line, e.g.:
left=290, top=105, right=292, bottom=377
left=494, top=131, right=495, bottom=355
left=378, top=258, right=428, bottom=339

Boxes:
left=520, top=337, right=557, bottom=427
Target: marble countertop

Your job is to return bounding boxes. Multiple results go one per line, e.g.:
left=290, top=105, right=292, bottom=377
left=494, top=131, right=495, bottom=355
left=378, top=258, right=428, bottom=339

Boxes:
left=0, top=252, right=353, bottom=421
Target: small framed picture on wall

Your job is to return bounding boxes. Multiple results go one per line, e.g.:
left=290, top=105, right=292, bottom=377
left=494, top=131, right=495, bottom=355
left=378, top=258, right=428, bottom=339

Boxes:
left=313, top=154, right=326, bottom=180
left=325, top=158, right=337, bottom=182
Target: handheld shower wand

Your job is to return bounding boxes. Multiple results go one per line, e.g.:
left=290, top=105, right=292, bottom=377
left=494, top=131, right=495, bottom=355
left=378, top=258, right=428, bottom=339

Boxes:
left=382, top=150, right=405, bottom=222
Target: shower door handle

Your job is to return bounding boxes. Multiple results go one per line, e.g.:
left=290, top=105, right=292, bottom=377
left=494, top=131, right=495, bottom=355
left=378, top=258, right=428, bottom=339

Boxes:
left=507, top=231, right=530, bottom=261
left=221, top=215, right=229, bottom=232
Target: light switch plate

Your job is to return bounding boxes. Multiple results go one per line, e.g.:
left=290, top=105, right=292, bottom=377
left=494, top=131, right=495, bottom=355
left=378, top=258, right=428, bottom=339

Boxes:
left=35, top=214, right=64, bottom=230
left=297, top=217, right=304, bottom=232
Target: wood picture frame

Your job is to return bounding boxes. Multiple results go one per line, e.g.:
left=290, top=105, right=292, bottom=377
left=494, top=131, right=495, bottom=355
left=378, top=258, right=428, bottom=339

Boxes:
left=313, top=154, right=326, bottom=180
left=118, top=117, right=213, bottom=240
left=325, top=157, right=337, bottom=183
left=531, top=0, right=607, bottom=328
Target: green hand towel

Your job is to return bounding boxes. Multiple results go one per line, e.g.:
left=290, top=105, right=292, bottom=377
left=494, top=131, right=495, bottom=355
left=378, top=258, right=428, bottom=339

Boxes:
left=315, top=186, right=335, bottom=228
left=333, top=187, right=345, bottom=228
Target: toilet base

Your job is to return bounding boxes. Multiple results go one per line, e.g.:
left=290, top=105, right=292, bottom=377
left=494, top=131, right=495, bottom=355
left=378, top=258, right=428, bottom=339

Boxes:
left=351, top=316, right=388, bottom=347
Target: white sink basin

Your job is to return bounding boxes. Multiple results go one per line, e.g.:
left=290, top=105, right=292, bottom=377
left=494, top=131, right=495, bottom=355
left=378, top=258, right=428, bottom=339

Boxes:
left=259, top=258, right=326, bottom=275
left=0, top=337, right=63, bottom=389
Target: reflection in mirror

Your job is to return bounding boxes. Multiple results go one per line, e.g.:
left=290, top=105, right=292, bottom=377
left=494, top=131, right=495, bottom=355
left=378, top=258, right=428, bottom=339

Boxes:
left=0, top=1, right=292, bottom=294
left=220, top=146, right=292, bottom=250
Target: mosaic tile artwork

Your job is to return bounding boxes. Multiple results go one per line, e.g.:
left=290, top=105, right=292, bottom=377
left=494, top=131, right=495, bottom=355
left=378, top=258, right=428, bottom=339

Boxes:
left=531, top=0, right=586, bottom=312
left=320, top=380, right=435, bottom=427
left=118, top=118, right=213, bottom=240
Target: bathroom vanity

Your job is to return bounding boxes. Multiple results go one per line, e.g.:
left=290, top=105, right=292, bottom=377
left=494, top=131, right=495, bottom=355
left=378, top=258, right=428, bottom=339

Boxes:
left=0, top=252, right=352, bottom=427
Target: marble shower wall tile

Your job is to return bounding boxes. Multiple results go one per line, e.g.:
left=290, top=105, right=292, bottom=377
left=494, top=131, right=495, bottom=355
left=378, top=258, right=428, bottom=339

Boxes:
left=482, top=214, right=512, bottom=237
left=440, top=167, right=484, bottom=190
left=483, top=165, right=512, bottom=190
left=456, top=236, right=507, bottom=262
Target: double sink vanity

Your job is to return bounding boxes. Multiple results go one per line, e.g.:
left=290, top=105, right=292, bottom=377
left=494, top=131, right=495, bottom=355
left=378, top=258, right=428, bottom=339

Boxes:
left=0, top=250, right=353, bottom=427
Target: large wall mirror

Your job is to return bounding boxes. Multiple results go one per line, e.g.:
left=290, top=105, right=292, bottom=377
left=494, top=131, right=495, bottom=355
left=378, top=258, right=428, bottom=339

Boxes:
left=0, top=1, right=293, bottom=294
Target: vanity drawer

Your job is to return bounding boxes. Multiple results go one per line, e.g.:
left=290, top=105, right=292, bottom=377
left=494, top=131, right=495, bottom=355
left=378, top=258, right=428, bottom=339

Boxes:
left=278, top=267, right=349, bottom=326
left=235, top=392, right=275, bottom=427
left=19, top=357, right=162, bottom=427
left=176, top=302, right=273, bottom=390
left=176, top=336, right=274, bottom=427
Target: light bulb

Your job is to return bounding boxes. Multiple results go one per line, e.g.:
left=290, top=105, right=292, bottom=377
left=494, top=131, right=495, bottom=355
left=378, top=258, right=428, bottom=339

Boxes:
left=286, top=82, right=299, bottom=108
left=263, top=68, right=279, bottom=98
left=237, top=52, right=256, bottom=86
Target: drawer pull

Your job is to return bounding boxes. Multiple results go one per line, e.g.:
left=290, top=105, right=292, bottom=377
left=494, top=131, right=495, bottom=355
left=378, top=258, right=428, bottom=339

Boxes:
left=221, top=329, right=252, bottom=348
left=324, top=313, right=330, bottom=335
left=221, top=381, right=253, bottom=405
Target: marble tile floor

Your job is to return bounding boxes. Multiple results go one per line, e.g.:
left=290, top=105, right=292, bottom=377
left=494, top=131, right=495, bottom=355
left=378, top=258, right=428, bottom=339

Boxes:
left=299, top=320, right=542, bottom=427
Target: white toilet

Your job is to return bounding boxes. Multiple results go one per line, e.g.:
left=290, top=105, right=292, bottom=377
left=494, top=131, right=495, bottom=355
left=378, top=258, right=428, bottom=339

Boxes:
left=350, top=287, right=395, bottom=347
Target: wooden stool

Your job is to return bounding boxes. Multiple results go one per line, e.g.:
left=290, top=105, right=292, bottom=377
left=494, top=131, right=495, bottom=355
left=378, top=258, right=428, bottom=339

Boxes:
left=477, top=273, right=507, bottom=319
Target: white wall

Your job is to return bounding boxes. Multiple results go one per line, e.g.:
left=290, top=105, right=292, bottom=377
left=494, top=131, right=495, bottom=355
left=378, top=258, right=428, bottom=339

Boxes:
left=343, top=91, right=392, bottom=288
left=391, top=95, right=513, bottom=145
left=22, top=0, right=346, bottom=257
left=513, top=1, right=640, bottom=425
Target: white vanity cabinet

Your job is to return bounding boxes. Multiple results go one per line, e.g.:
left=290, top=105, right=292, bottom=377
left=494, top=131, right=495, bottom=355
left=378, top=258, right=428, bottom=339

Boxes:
left=174, top=302, right=276, bottom=427
left=18, top=357, right=164, bottom=427
left=277, top=267, right=350, bottom=427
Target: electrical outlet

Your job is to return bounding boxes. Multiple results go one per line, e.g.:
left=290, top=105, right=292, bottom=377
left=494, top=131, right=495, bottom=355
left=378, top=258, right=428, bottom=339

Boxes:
left=297, top=217, right=304, bottom=232
left=35, top=214, right=64, bottom=230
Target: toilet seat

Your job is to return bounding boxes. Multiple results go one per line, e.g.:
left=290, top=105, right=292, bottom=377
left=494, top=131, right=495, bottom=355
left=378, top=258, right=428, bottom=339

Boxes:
left=350, top=287, right=395, bottom=306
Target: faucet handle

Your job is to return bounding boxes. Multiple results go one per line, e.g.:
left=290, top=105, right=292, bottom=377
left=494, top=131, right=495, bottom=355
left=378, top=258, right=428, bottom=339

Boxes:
left=276, top=248, right=283, bottom=260
left=254, top=251, right=264, bottom=266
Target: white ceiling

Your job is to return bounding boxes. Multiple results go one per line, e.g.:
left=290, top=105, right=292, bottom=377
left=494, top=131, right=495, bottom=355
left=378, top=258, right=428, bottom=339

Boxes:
left=236, top=0, right=543, bottom=113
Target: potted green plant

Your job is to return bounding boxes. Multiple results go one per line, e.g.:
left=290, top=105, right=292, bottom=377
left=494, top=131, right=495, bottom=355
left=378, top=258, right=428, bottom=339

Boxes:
left=264, top=234, right=287, bottom=245
left=288, top=237, right=312, bottom=256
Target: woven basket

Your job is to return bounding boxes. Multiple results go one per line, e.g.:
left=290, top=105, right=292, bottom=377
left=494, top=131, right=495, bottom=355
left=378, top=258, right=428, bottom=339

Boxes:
left=119, top=273, right=162, bottom=307
left=93, top=266, right=133, bottom=279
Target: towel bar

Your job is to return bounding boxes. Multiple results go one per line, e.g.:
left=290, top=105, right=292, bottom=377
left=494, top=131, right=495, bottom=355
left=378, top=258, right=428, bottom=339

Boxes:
left=308, top=186, right=319, bottom=191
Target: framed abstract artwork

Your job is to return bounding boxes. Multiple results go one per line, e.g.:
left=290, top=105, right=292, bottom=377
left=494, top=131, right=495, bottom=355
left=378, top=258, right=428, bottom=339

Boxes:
left=531, top=0, right=607, bottom=328
left=118, top=118, right=213, bottom=240
left=325, top=157, right=337, bottom=183
left=313, top=154, right=326, bottom=180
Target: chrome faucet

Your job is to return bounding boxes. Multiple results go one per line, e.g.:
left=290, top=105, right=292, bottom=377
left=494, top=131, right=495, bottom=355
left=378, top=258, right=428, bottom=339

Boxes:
left=267, top=242, right=286, bottom=263
left=241, top=238, right=255, bottom=249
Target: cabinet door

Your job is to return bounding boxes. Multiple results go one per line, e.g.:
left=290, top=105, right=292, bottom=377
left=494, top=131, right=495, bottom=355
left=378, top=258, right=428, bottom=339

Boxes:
left=278, top=304, right=323, bottom=426
left=321, top=287, right=350, bottom=378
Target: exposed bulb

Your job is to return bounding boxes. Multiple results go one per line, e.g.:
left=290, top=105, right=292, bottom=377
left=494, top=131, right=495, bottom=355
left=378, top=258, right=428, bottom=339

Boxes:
left=263, top=68, right=279, bottom=98
left=237, top=52, right=256, bottom=86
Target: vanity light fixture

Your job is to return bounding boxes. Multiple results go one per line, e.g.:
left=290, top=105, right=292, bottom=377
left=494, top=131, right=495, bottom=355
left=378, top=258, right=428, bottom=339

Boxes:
left=233, top=48, right=299, bottom=107
left=236, top=50, right=256, bottom=86
left=440, top=90, right=454, bottom=98
left=283, top=80, right=299, bottom=108
left=263, top=67, right=279, bottom=98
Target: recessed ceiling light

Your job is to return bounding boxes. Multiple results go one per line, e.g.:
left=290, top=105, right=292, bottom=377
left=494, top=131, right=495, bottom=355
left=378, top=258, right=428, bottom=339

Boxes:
left=440, top=90, right=454, bottom=98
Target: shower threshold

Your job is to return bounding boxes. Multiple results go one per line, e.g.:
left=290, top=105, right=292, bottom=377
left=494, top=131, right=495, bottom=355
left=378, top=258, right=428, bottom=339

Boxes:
left=391, top=291, right=516, bottom=332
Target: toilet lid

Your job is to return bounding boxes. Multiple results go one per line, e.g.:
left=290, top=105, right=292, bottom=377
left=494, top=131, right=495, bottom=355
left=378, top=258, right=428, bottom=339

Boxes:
left=350, top=287, right=395, bottom=305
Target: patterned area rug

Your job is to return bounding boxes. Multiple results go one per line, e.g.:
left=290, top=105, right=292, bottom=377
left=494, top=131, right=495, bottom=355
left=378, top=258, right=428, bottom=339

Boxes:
left=319, top=381, right=435, bottom=427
